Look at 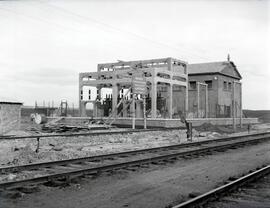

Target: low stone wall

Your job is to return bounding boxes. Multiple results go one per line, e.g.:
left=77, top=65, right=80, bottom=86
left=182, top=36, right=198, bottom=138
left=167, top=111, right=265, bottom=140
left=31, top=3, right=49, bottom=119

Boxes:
left=47, top=116, right=259, bottom=128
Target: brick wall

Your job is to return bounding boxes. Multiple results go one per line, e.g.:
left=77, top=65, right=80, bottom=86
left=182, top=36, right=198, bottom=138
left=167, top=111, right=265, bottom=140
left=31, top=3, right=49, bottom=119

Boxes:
left=188, top=74, right=241, bottom=118
left=188, top=74, right=218, bottom=118
left=0, top=104, right=22, bottom=134
left=217, top=74, right=241, bottom=117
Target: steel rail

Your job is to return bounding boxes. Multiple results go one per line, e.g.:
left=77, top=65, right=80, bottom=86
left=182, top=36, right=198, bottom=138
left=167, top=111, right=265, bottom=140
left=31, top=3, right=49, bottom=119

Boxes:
left=0, top=128, right=268, bottom=141
left=0, top=135, right=269, bottom=190
left=172, top=165, right=270, bottom=208
left=1, top=132, right=269, bottom=174
left=0, top=128, right=178, bottom=140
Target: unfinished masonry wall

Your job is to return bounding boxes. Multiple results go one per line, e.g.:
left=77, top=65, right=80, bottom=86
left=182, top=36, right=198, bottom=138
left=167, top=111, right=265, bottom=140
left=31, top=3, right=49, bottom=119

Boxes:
left=0, top=103, right=22, bottom=134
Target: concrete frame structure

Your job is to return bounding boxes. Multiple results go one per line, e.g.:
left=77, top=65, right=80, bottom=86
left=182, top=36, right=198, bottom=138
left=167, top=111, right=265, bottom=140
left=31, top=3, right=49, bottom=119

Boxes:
left=79, top=57, right=188, bottom=119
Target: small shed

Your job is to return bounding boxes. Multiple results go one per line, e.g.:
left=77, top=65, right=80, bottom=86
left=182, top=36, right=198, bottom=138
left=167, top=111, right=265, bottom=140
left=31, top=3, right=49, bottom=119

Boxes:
left=0, top=98, right=23, bottom=135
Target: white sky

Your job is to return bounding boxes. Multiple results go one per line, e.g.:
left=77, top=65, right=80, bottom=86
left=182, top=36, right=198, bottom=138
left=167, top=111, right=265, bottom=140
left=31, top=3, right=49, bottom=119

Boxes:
left=0, top=0, right=269, bottom=109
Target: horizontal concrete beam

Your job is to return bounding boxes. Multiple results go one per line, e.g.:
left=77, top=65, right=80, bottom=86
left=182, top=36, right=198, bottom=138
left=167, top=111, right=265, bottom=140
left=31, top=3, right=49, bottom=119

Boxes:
left=155, top=77, right=187, bottom=86
left=98, top=57, right=187, bottom=70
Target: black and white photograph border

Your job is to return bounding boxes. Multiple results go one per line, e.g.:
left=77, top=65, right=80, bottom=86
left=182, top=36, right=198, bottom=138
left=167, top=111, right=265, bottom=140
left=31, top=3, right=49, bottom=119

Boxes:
left=0, top=1, right=269, bottom=208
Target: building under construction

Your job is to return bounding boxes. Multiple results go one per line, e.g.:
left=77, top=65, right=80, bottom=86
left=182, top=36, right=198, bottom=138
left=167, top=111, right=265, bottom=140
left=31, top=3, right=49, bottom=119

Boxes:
left=78, top=57, right=248, bottom=128
left=79, top=57, right=188, bottom=120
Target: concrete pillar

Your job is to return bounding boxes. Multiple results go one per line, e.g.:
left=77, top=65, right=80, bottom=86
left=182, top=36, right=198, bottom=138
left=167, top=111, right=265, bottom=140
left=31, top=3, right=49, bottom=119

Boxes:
left=232, top=82, right=236, bottom=130
left=81, top=102, right=87, bottom=117
left=240, top=82, right=242, bottom=128
left=132, top=93, right=135, bottom=129
left=96, top=86, right=101, bottom=100
left=167, top=57, right=173, bottom=71
left=151, top=81, right=157, bottom=118
left=135, top=100, right=143, bottom=118
left=93, top=102, right=96, bottom=117
left=123, top=100, right=128, bottom=117
left=95, top=86, right=101, bottom=117
left=112, top=84, right=119, bottom=117
left=197, top=82, right=200, bottom=118
left=185, top=84, right=188, bottom=117
left=79, top=75, right=82, bottom=116
left=205, top=85, right=208, bottom=118
left=168, top=84, right=173, bottom=118
left=18, top=105, right=21, bottom=130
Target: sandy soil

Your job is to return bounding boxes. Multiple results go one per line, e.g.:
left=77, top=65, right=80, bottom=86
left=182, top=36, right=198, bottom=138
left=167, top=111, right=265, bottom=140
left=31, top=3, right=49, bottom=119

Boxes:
left=0, top=139, right=269, bottom=208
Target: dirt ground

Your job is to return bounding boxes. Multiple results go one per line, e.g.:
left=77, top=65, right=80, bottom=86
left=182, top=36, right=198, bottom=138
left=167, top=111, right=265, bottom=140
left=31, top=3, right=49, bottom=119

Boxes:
left=0, top=138, right=269, bottom=208
left=0, top=129, right=213, bottom=166
left=206, top=174, right=270, bottom=208
left=1, top=123, right=269, bottom=167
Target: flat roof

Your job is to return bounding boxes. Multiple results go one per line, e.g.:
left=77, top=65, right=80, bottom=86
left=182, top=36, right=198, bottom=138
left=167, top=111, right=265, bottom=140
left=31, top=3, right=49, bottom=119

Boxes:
left=0, top=96, right=23, bottom=105
left=0, top=101, right=23, bottom=105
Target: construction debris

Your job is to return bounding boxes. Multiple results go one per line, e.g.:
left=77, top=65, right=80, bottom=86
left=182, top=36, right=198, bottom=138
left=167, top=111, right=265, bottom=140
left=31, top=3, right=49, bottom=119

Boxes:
left=31, top=113, right=48, bottom=124
left=41, top=124, right=89, bottom=133
left=41, top=122, right=110, bottom=133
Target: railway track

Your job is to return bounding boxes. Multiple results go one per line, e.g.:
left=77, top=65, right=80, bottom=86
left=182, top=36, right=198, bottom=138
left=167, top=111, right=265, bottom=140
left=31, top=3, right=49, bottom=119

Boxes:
left=0, top=127, right=181, bottom=141
left=1, top=132, right=268, bottom=174
left=0, top=132, right=269, bottom=190
left=172, top=165, right=270, bottom=208
left=208, top=169, right=270, bottom=208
